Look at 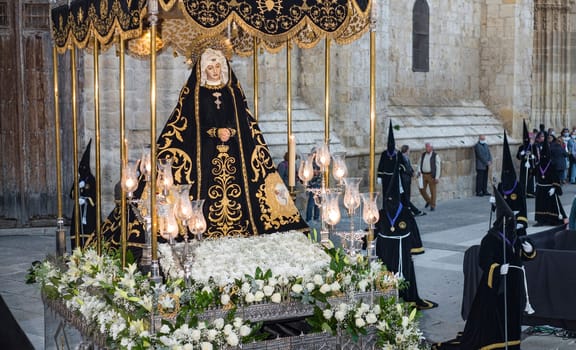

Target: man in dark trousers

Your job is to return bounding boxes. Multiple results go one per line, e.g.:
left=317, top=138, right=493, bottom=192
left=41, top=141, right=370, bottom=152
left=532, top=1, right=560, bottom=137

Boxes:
left=474, top=134, right=492, bottom=196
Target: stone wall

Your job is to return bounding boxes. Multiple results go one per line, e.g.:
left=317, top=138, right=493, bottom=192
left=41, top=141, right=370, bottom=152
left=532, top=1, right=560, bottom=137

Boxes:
left=74, top=0, right=536, bottom=214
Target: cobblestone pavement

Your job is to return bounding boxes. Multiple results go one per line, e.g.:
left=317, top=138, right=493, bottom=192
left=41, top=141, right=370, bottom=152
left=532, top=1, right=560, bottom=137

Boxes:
left=2, top=185, right=576, bottom=349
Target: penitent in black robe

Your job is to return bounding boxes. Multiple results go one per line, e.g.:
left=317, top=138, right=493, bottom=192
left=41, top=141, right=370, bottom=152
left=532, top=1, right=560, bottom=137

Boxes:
left=534, top=143, right=566, bottom=226
left=432, top=225, right=536, bottom=350
left=375, top=203, right=434, bottom=309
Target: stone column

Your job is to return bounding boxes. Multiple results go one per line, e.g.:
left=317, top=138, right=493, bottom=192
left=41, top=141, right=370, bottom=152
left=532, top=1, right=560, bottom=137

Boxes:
left=480, top=0, right=534, bottom=139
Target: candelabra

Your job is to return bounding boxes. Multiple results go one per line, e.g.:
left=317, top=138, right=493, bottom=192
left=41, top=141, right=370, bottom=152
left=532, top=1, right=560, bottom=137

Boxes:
left=360, top=192, right=380, bottom=262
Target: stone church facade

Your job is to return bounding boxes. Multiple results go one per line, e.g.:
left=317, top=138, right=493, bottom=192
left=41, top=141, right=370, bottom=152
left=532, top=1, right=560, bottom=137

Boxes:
left=2, top=0, right=575, bottom=224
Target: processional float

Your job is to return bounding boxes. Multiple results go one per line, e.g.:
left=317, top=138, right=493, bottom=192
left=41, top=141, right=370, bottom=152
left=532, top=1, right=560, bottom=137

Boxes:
left=51, top=0, right=380, bottom=270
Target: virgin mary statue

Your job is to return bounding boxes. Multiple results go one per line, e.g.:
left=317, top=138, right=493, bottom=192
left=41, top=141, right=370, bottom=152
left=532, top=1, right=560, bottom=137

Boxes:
left=103, top=39, right=308, bottom=250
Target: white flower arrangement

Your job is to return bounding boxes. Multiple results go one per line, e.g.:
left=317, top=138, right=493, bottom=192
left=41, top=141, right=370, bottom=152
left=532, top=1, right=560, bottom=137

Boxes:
left=30, top=231, right=424, bottom=349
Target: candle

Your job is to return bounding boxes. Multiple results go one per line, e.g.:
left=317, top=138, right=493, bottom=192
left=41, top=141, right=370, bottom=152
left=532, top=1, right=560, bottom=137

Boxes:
left=288, top=135, right=296, bottom=187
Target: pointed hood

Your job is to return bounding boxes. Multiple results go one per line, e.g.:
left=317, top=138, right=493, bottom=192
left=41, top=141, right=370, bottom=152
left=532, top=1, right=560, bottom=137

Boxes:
left=79, top=139, right=92, bottom=177
left=383, top=167, right=402, bottom=212
left=522, top=120, right=530, bottom=147
left=492, top=184, right=517, bottom=237
left=500, top=131, right=516, bottom=187
left=387, top=120, right=396, bottom=153
left=498, top=131, right=527, bottom=232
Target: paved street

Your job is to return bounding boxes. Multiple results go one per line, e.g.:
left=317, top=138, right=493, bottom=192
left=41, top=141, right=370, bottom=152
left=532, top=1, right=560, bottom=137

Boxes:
left=2, top=185, right=576, bottom=349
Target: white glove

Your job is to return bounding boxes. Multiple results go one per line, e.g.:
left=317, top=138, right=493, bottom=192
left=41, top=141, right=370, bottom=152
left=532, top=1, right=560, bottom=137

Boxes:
left=377, top=177, right=382, bottom=185
left=78, top=197, right=86, bottom=205
left=522, top=241, right=534, bottom=253
left=500, top=263, right=509, bottom=275
left=548, top=188, right=555, bottom=196
left=520, top=150, right=525, bottom=156
left=489, top=196, right=496, bottom=204
left=79, top=180, right=86, bottom=189
left=516, top=223, right=524, bottom=230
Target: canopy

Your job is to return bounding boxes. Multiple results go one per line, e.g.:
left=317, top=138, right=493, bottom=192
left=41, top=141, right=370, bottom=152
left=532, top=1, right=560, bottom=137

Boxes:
left=51, top=0, right=373, bottom=55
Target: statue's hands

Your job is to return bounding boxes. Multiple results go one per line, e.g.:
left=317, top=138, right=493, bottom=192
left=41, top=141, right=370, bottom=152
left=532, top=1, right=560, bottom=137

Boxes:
left=218, top=128, right=231, bottom=142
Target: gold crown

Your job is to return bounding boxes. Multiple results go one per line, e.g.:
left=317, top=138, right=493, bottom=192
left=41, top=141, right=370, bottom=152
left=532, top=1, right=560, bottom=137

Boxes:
left=187, top=33, right=234, bottom=67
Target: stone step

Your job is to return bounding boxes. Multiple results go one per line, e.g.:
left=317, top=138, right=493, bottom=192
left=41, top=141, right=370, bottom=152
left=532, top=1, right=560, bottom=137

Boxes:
left=259, top=108, right=345, bottom=164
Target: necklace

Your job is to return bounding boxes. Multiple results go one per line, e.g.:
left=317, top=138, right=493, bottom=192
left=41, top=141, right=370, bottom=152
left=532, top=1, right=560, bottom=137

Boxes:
left=498, top=231, right=517, bottom=253
left=386, top=202, right=403, bottom=232
left=539, top=160, right=551, bottom=179
left=502, top=180, right=517, bottom=199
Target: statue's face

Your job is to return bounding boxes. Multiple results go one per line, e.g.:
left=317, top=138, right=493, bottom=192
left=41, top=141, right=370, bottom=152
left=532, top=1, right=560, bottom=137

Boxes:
left=205, top=61, right=221, bottom=82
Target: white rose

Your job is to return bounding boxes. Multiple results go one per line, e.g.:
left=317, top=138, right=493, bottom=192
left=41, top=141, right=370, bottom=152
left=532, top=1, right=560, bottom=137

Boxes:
left=263, top=285, right=274, bottom=297
left=191, top=329, right=201, bottom=341
left=319, top=284, right=331, bottom=294
left=291, top=284, right=303, bottom=293
left=241, top=282, right=251, bottom=294
left=202, top=286, right=212, bottom=293
left=373, top=305, right=381, bottom=315
left=226, top=332, right=239, bottom=346
left=213, top=318, right=225, bottom=330
left=245, top=292, right=255, bottom=303
left=355, top=317, right=366, bottom=328
left=306, top=282, right=316, bottom=291
left=254, top=290, right=264, bottom=302
left=183, top=344, right=193, bottom=350
left=200, top=342, right=213, bottom=350
left=220, top=294, right=230, bottom=305
left=358, top=280, right=368, bottom=292
left=239, top=325, right=251, bottom=337
left=271, top=292, right=282, bottom=303
left=268, top=277, right=277, bottom=287
left=207, top=329, right=218, bottom=341
left=159, top=324, right=170, bottom=334
left=255, top=279, right=264, bottom=289
left=223, top=324, right=233, bottom=335
left=233, top=317, right=243, bottom=329
left=323, top=309, right=334, bottom=320
left=313, top=274, right=324, bottom=285
left=334, top=310, right=346, bottom=321
left=365, top=313, right=378, bottom=324
left=330, top=281, right=341, bottom=292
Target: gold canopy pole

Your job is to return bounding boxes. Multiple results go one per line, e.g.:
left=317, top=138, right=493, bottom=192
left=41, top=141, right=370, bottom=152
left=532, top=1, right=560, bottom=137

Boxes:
left=324, top=38, right=331, bottom=186
left=71, top=47, right=81, bottom=249
left=253, top=37, right=259, bottom=121
left=93, top=36, right=102, bottom=255
left=148, top=0, right=161, bottom=282
left=119, top=36, right=128, bottom=268
left=286, top=41, right=294, bottom=194
left=52, top=46, right=66, bottom=256
left=367, top=3, right=377, bottom=259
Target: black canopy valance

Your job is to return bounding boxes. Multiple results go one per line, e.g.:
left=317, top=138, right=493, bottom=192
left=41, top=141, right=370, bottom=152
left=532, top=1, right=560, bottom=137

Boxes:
left=51, top=0, right=372, bottom=54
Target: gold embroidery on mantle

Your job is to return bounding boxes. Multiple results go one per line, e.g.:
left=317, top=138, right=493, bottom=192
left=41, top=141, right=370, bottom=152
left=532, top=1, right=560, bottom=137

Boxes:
left=249, top=120, right=275, bottom=183
left=207, top=145, right=248, bottom=238
left=257, top=173, right=301, bottom=231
